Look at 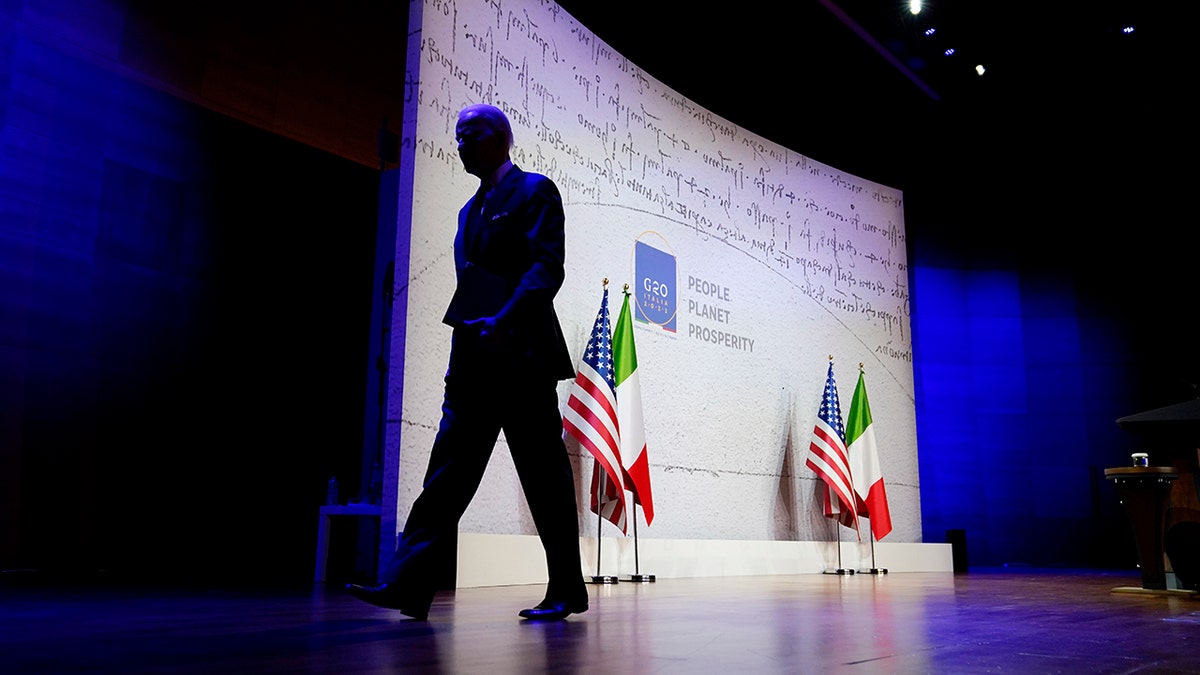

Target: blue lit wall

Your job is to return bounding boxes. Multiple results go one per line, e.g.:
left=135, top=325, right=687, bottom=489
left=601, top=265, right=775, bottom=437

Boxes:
left=909, top=257, right=1176, bottom=568
left=1, top=18, right=378, bottom=581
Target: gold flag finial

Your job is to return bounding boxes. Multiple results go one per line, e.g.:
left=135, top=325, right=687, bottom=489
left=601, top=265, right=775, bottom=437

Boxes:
left=623, top=282, right=629, bottom=295
left=828, top=354, right=833, bottom=361
left=602, top=277, right=608, bottom=288
left=859, top=362, right=864, bottom=371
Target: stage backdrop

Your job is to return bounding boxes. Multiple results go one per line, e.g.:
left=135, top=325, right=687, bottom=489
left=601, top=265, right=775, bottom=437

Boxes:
left=383, top=0, right=919, bottom=573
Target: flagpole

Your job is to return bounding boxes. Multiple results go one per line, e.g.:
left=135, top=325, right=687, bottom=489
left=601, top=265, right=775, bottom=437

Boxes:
left=848, top=363, right=887, bottom=575
left=861, top=527, right=887, bottom=574
left=823, top=522, right=855, bottom=575
left=825, top=357, right=854, bottom=571
left=621, top=283, right=655, bottom=584
left=595, top=482, right=602, bottom=569
left=588, top=471, right=619, bottom=585
left=627, top=504, right=655, bottom=582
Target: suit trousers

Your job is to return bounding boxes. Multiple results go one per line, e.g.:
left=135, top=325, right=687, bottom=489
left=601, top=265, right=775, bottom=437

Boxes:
left=381, top=367, right=586, bottom=610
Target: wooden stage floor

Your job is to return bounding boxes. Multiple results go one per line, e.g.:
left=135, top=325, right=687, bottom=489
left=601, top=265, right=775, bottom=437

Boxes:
left=3, top=568, right=1199, bottom=673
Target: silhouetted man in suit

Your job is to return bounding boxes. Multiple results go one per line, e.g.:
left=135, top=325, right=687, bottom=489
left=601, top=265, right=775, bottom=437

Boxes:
left=346, top=103, right=588, bottom=621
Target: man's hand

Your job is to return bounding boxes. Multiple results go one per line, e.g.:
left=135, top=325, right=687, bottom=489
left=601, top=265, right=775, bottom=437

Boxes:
left=462, top=315, right=508, bottom=349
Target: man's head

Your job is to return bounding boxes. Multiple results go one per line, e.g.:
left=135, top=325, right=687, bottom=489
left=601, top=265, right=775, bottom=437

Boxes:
left=456, top=104, right=513, bottom=180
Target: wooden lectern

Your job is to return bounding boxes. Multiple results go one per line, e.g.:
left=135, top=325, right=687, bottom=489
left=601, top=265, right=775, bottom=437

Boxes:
left=1104, top=466, right=1178, bottom=590
left=1113, top=399, right=1200, bottom=594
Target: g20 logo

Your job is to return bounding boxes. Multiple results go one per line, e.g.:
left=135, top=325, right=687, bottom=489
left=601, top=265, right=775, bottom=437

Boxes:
left=643, top=277, right=669, bottom=298
left=632, top=234, right=676, bottom=333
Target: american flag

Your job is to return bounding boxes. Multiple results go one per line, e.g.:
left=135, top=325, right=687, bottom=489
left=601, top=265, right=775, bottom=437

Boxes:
left=563, top=285, right=626, bottom=534
left=804, top=360, right=859, bottom=534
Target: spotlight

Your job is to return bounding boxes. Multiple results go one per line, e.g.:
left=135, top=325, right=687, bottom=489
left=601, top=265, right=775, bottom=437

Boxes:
left=944, top=48, right=955, bottom=56
left=1122, top=25, right=1135, bottom=34
left=975, top=64, right=986, bottom=76
left=924, top=27, right=937, bottom=37
left=909, top=0, right=921, bottom=15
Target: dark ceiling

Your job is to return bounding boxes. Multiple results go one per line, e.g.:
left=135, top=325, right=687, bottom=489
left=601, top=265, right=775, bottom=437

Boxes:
left=554, top=1, right=1188, bottom=193
left=554, top=1, right=1195, bottom=267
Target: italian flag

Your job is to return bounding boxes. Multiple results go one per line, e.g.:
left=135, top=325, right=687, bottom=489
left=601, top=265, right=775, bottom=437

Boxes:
left=614, top=290, right=654, bottom=525
left=846, top=368, right=892, bottom=540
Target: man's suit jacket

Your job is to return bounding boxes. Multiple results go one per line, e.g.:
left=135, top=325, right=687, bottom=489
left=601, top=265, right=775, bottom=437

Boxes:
left=443, top=165, right=575, bottom=382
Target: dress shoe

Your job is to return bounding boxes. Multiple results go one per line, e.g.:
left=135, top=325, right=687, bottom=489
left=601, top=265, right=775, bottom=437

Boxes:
left=518, top=598, right=588, bottom=621
left=344, top=583, right=428, bottom=620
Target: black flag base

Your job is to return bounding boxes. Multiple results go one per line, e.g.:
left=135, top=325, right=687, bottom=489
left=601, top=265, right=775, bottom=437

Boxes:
left=823, top=568, right=856, bottom=575
left=627, top=573, right=656, bottom=582
left=860, top=567, right=888, bottom=575
left=588, top=575, right=619, bottom=584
